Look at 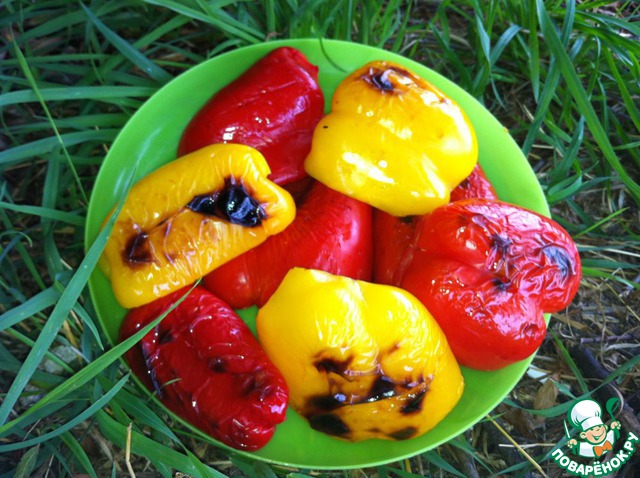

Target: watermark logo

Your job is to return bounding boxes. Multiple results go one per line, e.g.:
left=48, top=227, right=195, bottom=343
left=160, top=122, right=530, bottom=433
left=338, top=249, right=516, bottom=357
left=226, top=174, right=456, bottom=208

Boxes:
left=567, top=398, right=620, bottom=459
left=551, top=397, right=638, bottom=476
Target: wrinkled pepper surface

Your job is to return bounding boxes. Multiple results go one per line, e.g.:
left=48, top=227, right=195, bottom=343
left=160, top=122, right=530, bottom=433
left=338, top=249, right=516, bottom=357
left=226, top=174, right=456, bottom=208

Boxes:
left=397, top=199, right=582, bottom=370
left=304, top=60, right=478, bottom=216
left=373, top=163, right=497, bottom=285
left=178, top=47, right=325, bottom=185
left=203, top=179, right=373, bottom=309
left=120, top=286, right=289, bottom=451
left=100, top=143, right=295, bottom=308
left=257, top=268, right=464, bottom=442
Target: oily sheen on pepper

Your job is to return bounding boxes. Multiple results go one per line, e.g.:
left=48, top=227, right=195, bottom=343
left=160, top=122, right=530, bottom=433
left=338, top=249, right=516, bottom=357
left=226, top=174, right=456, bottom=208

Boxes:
left=100, top=143, right=295, bottom=308
left=257, top=268, right=464, bottom=442
left=373, top=163, right=498, bottom=285
left=120, top=286, right=289, bottom=451
left=203, top=178, right=373, bottom=309
left=178, top=46, right=325, bottom=186
left=305, top=60, right=478, bottom=216
left=397, top=199, right=582, bottom=371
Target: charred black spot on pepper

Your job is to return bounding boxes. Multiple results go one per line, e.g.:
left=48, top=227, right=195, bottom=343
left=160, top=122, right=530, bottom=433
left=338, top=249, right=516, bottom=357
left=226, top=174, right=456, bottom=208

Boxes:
left=124, top=232, right=153, bottom=265
left=365, top=375, right=397, bottom=403
left=240, top=375, right=257, bottom=396
left=490, top=234, right=512, bottom=256
left=158, top=329, right=175, bottom=344
left=306, top=394, right=344, bottom=413
left=243, top=370, right=272, bottom=398
left=371, top=72, right=394, bottom=91
left=457, top=178, right=471, bottom=190
left=209, top=356, right=227, bottom=372
left=492, top=277, right=512, bottom=292
left=542, top=245, right=575, bottom=279
left=388, top=426, right=418, bottom=440
left=186, top=192, right=220, bottom=215
left=309, top=413, right=351, bottom=437
left=314, top=355, right=354, bottom=375
left=187, top=177, right=266, bottom=227
left=363, top=68, right=395, bottom=92
left=218, top=179, right=266, bottom=227
left=400, top=388, right=427, bottom=415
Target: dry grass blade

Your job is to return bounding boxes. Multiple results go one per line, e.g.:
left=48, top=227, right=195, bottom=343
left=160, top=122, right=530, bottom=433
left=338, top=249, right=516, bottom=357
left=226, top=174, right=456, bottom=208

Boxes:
left=126, top=423, right=136, bottom=478
left=487, top=415, right=548, bottom=477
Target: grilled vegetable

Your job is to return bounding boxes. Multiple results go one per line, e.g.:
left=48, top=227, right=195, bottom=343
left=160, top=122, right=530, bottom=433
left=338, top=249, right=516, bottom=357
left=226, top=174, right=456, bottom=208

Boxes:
left=120, top=286, right=289, bottom=451
left=397, top=199, right=582, bottom=370
left=178, top=47, right=325, bottom=185
left=100, top=143, right=295, bottom=308
left=257, top=268, right=464, bottom=442
left=305, top=60, right=477, bottom=216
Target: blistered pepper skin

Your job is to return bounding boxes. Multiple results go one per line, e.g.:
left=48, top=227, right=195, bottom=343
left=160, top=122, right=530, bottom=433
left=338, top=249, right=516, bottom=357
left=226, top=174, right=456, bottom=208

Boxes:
left=398, top=199, right=582, bottom=370
left=257, top=268, right=464, bottom=442
left=119, top=286, right=289, bottom=451
left=373, top=163, right=497, bottom=285
left=100, top=144, right=295, bottom=308
left=203, top=179, right=373, bottom=309
left=178, top=47, right=325, bottom=185
left=304, top=60, right=478, bottom=216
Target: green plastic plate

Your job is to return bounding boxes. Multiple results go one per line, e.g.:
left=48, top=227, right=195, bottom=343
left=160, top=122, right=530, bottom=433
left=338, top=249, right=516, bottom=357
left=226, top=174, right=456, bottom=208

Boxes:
left=85, top=39, right=549, bottom=469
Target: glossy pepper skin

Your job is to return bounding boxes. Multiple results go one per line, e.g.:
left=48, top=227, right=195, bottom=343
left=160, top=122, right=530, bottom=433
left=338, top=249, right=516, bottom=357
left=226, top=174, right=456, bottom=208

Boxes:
left=372, top=213, right=419, bottom=286
left=373, top=163, right=497, bottom=285
left=120, top=286, right=289, bottom=451
left=397, top=199, right=582, bottom=371
left=449, top=163, right=498, bottom=203
left=257, top=268, right=464, bottom=442
left=100, top=143, right=295, bottom=308
left=203, top=179, right=373, bottom=309
left=178, top=47, right=325, bottom=186
left=304, top=60, right=478, bottom=216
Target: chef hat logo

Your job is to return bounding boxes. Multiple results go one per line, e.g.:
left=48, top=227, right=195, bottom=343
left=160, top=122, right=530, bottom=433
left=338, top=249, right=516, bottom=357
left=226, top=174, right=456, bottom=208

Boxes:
left=569, top=399, right=604, bottom=432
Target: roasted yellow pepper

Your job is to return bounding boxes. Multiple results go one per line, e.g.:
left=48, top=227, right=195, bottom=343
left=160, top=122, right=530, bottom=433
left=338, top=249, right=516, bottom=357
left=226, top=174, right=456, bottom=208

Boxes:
left=100, top=143, right=295, bottom=308
left=304, top=60, right=478, bottom=216
left=256, top=267, right=464, bottom=442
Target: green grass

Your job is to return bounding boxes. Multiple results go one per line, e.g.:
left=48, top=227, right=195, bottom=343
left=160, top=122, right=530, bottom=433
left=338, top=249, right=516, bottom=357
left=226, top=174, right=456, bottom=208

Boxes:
left=1, top=0, right=639, bottom=476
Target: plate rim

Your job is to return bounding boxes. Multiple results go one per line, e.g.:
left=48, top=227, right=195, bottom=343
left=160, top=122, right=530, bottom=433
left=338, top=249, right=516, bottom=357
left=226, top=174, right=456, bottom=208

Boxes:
left=84, top=38, right=549, bottom=469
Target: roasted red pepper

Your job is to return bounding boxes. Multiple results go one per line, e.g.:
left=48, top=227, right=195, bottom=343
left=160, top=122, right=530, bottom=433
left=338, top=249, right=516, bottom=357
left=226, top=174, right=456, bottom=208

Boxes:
left=372, top=213, right=419, bottom=286
left=449, top=164, right=498, bottom=202
left=203, top=179, right=373, bottom=309
left=119, top=286, right=289, bottom=451
left=373, top=164, right=498, bottom=285
left=178, top=47, right=325, bottom=185
left=396, top=199, right=581, bottom=371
